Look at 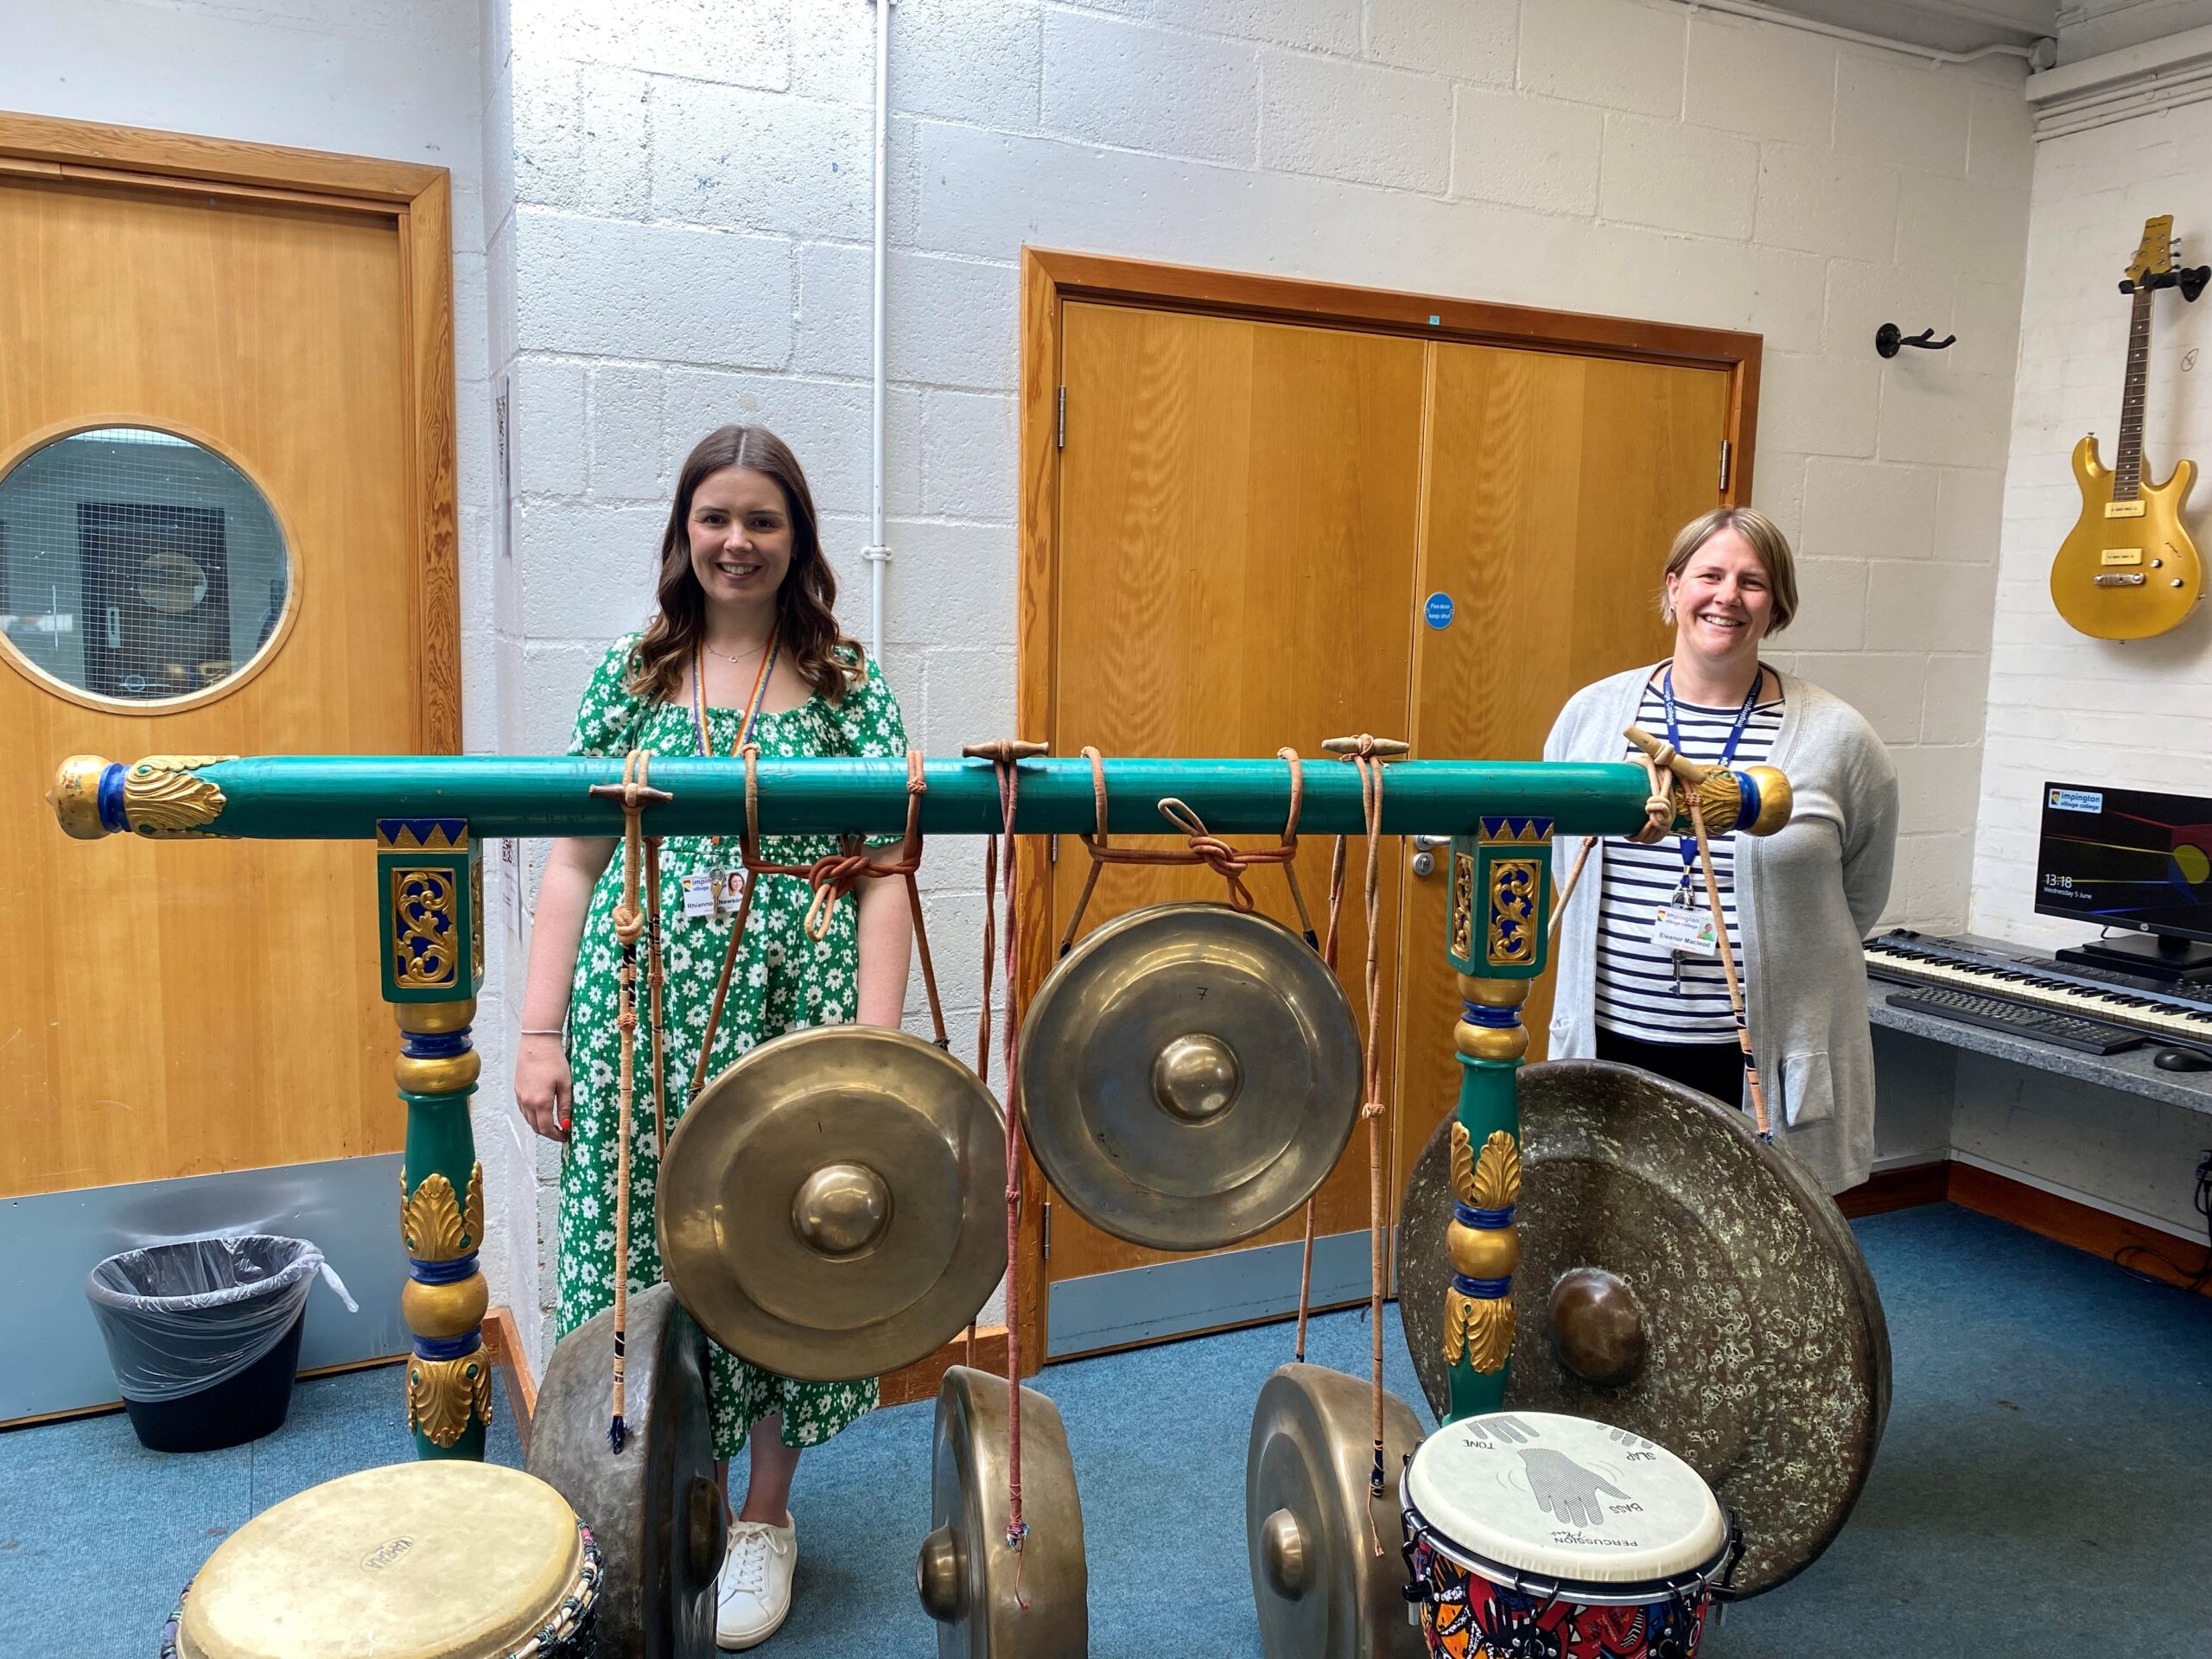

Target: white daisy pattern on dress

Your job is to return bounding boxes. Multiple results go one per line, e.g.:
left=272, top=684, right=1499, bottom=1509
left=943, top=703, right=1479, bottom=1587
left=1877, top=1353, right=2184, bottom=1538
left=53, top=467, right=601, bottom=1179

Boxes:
left=556, top=632, right=907, bottom=1455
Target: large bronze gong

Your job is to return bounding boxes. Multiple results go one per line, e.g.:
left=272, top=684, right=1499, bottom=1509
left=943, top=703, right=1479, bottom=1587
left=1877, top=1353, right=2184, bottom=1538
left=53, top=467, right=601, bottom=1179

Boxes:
left=659, top=1027, right=1007, bottom=1382
left=1399, top=1059, right=1890, bottom=1597
left=526, top=1282, right=721, bottom=1659
left=916, top=1365, right=1088, bottom=1658
left=1018, top=902, right=1362, bottom=1252
left=1244, top=1364, right=1425, bottom=1659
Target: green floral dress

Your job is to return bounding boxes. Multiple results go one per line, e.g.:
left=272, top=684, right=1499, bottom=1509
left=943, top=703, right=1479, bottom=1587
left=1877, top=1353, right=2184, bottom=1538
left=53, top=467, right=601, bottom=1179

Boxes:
left=556, top=632, right=908, bottom=1456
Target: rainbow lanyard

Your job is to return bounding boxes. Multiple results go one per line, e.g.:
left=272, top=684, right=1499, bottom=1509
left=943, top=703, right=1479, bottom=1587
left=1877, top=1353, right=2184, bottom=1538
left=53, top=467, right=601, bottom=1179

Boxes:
left=692, top=626, right=779, bottom=764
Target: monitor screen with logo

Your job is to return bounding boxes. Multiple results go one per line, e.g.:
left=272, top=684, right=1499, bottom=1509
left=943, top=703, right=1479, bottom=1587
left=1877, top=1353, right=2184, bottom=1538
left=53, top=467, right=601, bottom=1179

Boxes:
left=2037, top=782, right=2212, bottom=949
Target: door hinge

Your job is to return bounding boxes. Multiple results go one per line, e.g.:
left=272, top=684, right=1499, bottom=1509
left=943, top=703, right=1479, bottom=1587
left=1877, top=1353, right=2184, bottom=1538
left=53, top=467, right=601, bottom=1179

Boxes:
left=1056, top=386, right=1066, bottom=450
left=1047, top=836, right=1058, bottom=865
left=1041, top=1198, right=1052, bottom=1261
left=1718, top=439, right=1732, bottom=493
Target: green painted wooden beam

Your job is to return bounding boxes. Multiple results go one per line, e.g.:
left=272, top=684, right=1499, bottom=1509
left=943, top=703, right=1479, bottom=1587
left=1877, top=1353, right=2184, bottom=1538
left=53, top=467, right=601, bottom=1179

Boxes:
left=54, top=753, right=1719, bottom=842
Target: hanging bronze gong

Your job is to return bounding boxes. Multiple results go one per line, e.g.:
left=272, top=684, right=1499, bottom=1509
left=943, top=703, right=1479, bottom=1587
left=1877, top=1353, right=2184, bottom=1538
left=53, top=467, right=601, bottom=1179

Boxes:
left=526, top=1282, right=721, bottom=1659
left=916, top=1364, right=1089, bottom=1658
left=1245, top=1363, right=1426, bottom=1659
left=658, top=1027, right=1007, bottom=1382
left=1018, top=903, right=1363, bottom=1252
left=1397, top=1059, right=1891, bottom=1598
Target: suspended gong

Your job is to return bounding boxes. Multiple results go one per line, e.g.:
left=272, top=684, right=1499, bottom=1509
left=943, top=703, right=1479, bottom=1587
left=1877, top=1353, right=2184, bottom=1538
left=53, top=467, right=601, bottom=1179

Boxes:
left=1244, top=1363, right=1426, bottom=1659
left=658, top=1027, right=1007, bottom=1382
left=1398, top=1059, right=1891, bottom=1597
left=1018, top=903, right=1363, bottom=1252
left=916, top=1364, right=1088, bottom=1659
left=525, top=1282, right=721, bottom=1659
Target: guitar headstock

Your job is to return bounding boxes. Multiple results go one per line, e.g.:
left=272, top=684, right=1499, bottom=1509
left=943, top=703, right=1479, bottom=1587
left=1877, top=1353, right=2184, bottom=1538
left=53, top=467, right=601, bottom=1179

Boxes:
left=2125, top=214, right=2176, bottom=286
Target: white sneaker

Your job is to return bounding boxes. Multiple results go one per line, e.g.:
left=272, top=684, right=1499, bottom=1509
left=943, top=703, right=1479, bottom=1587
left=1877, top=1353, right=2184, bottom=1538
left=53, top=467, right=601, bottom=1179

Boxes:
left=715, top=1516, right=797, bottom=1650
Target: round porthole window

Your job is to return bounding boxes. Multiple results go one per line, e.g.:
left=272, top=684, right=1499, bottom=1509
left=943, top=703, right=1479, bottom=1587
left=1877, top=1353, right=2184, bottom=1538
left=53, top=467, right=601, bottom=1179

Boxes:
left=0, top=425, right=294, bottom=710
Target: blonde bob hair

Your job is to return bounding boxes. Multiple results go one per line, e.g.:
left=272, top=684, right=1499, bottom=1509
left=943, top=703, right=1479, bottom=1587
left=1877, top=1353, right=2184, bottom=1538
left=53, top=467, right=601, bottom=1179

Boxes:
left=1659, top=506, right=1798, bottom=635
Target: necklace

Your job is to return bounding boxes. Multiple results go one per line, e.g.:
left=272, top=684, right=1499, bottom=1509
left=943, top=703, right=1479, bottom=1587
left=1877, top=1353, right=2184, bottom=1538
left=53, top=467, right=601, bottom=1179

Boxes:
left=701, top=636, right=772, bottom=666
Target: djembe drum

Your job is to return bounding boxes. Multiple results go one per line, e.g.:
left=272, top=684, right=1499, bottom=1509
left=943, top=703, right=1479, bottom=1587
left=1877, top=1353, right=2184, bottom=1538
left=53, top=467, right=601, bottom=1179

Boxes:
left=159, top=1462, right=601, bottom=1659
left=1400, top=1411, right=1739, bottom=1659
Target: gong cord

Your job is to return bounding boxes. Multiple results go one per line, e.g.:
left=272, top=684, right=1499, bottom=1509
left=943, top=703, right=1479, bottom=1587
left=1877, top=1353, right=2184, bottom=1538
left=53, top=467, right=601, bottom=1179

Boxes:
left=1339, top=738, right=1395, bottom=1508
left=965, top=737, right=1047, bottom=1566
left=690, top=747, right=950, bottom=1102
left=1056, top=746, right=1319, bottom=953
left=588, top=751, right=672, bottom=1452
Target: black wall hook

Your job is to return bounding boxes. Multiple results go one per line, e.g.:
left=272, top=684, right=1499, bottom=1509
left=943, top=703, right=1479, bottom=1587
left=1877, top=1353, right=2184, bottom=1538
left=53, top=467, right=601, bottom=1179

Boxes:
left=1876, top=323, right=1955, bottom=358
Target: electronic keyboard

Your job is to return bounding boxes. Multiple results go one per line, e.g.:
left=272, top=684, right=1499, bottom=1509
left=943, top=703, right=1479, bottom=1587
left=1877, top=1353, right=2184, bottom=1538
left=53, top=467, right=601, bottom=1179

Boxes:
left=1864, top=930, right=2212, bottom=1053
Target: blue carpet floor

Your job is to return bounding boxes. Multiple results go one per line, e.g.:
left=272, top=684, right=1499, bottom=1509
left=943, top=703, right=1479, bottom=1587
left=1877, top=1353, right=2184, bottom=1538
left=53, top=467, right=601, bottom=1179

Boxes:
left=5, top=1204, right=2209, bottom=1656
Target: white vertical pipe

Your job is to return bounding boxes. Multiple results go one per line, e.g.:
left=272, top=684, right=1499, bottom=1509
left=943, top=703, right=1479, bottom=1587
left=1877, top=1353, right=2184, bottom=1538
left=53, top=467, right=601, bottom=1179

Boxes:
left=866, top=0, right=892, bottom=664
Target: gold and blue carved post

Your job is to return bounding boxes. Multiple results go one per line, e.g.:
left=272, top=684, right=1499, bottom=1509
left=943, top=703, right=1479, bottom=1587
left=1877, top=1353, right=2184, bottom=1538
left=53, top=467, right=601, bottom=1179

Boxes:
left=1440, top=815, right=1554, bottom=1425
left=378, top=817, right=492, bottom=1460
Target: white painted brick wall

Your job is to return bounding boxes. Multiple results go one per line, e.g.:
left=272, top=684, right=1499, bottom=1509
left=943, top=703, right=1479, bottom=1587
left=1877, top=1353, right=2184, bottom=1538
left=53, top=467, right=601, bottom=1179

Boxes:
left=480, top=0, right=2040, bottom=1331
left=1969, top=97, right=2212, bottom=949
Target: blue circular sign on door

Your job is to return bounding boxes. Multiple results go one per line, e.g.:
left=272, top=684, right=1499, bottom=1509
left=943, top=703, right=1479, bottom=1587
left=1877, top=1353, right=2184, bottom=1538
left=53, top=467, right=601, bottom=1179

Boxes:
left=1424, top=592, right=1454, bottom=630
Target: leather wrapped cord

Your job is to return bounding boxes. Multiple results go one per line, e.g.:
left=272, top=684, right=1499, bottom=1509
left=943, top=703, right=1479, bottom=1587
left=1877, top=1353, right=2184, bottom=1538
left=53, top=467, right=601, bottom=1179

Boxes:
left=1056, top=746, right=1319, bottom=955
left=963, top=738, right=1048, bottom=1571
left=586, top=750, right=671, bottom=1452
left=690, top=747, right=949, bottom=1100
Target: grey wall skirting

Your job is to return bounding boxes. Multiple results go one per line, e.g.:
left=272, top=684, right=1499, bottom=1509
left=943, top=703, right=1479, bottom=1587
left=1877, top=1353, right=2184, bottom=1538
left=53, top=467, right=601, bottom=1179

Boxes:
left=2, top=1154, right=409, bottom=1423
left=1046, top=1230, right=1376, bottom=1359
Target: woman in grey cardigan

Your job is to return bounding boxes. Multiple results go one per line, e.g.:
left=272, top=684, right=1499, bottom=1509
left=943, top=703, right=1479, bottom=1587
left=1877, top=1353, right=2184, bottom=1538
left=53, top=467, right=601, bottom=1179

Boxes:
left=1542, top=507, right=1898, bottom=1194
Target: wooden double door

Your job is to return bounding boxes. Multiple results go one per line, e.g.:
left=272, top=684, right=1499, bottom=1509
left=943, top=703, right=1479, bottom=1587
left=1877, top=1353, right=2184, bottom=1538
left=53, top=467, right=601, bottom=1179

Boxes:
left=1027, top=264, right=1753, bottom=1355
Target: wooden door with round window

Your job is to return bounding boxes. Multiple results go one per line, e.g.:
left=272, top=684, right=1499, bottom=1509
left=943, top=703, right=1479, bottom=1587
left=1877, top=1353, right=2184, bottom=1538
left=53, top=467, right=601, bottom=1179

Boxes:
left=0, top=123, right=454, bottom=1217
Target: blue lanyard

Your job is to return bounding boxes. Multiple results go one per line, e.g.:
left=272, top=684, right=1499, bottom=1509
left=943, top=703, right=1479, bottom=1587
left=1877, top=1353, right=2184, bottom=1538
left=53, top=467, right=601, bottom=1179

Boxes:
left=1662, top=662, right=1762, bottom=881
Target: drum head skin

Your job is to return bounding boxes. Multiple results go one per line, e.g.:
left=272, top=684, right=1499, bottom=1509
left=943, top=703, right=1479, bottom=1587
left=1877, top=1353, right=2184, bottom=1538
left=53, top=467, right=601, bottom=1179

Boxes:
left=1406, top=1410, right=1726, bottom=1592
left=1018, top=903, right=1363, bottom=1253
left=178, top=1462, right=581, bottom=1659
left=528, top=1281, right=720, bottom=1659
left=1244, top=1363, right=1426, bottom=1659
left=1400, top=1060, right=1891, bottom=1597
left=660, top=1027, right=1007, bottom=1382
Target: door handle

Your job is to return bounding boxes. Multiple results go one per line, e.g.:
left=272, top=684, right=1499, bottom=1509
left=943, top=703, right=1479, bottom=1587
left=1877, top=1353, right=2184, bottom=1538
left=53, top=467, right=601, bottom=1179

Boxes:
left=1410, top=835, right=1447, bottom=878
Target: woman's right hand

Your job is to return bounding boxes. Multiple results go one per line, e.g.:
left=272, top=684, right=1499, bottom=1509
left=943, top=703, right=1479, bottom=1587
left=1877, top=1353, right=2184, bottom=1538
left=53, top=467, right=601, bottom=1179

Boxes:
left=516, top=1034, right=574, bottom=1141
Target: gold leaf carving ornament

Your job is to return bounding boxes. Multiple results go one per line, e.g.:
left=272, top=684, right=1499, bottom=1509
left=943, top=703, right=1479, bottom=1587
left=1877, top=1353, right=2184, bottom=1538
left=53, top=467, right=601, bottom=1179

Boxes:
left=1444, top=1285, right=1516, bottom=1374
left=123, top=755, right=236, bottom=837
left=400, top=1162, right=484, bottom=1261
left=407, top=1351, right=493, bottom=1447
left=1448, top=1124, right=1521, bottom=1211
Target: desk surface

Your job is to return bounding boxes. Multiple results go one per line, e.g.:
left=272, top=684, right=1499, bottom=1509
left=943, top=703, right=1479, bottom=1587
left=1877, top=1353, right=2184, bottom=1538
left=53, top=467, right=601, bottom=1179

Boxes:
left=1868, top=984, right=2212, bottom=1117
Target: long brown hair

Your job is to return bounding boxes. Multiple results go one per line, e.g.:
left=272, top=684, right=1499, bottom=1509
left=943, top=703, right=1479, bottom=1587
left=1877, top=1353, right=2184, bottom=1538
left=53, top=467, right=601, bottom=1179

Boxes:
left=629, top=425, right=863, bottom=705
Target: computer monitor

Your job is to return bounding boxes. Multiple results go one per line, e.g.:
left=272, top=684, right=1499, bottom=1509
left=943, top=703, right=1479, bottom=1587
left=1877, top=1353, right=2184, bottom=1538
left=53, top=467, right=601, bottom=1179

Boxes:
left=2037, top=781, right=2212, bottom=979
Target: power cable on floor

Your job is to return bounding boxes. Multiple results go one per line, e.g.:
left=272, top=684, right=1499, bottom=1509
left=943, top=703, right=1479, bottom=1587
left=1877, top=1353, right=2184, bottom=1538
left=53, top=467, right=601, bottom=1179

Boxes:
left=2112, top=1150, right=2212, bottom=1293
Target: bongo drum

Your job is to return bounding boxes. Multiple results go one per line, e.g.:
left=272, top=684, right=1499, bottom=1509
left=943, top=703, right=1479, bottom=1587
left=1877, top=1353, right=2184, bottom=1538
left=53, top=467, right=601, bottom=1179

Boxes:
left=159, top=1461, right=601, bottom=1659
left=1400, top=1411, right=1738, bottom=1659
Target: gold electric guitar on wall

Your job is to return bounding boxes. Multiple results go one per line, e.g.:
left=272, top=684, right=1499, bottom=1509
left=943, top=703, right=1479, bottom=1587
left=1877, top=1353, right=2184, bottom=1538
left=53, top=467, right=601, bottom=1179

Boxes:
left=2050, top=214, right=2205, bottom=641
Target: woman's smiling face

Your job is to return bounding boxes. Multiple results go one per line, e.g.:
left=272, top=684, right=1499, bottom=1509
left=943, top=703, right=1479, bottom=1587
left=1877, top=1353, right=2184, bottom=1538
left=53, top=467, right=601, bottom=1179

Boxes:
left=687, top=465, right=794, bottom=612
left=1665, top=527, right=1774, bottom=663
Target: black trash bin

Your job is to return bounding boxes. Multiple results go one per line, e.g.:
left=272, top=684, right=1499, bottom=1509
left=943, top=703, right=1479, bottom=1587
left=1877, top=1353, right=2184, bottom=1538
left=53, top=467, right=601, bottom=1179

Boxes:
left=86, top=1235, right=351, bottom=1453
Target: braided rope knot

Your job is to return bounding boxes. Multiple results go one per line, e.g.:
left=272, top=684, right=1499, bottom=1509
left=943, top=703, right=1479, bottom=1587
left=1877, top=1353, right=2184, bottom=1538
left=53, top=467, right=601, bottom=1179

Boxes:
left=1630, top=749, right=1680, bottom=846
left=1360, top=1096, right=1386, bottom=1119
left=612, top=902, right=646, bottom=946
left=1154, top=798, right=1261, bottom=911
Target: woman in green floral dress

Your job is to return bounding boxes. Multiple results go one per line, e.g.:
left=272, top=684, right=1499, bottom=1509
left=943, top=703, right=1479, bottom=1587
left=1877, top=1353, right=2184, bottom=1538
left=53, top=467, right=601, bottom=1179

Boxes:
left=515, top=426, right=913, bottom=1651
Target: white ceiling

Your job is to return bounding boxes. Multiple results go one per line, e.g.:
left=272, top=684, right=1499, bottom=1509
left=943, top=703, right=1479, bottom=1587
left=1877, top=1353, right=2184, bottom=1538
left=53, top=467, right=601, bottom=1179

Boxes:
left=1756, top=0, right=2056, bottom=50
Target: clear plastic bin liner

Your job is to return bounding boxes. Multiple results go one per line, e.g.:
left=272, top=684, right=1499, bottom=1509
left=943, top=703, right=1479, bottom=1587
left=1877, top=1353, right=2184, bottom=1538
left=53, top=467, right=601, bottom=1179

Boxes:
left=85, top=1234, right=357, bottom=1403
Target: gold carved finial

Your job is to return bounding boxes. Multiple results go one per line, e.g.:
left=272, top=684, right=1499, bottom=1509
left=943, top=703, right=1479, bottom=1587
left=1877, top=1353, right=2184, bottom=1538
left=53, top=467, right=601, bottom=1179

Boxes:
left=407, top=1352, right=493, bottom=1446
left=49, top=755, right=111, bottom=840
left=1471, top=1131, right=1521, bottom=1211
left=120, top=755, right=236, bottom=837
left=400, top=1163, right=484, bottom=1261
left=1444, top=1286, right=1516, bottom=1374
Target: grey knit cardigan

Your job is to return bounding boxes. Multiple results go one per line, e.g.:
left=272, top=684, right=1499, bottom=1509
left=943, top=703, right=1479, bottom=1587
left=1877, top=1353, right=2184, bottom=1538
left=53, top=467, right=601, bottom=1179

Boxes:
left=1541, top=665, right=1900, bottom=1194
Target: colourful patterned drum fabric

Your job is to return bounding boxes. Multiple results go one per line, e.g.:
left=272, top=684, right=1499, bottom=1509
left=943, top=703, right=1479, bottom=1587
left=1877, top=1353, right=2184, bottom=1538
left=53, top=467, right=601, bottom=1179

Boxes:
left=1401, top=1411, right=1736, bottom=1659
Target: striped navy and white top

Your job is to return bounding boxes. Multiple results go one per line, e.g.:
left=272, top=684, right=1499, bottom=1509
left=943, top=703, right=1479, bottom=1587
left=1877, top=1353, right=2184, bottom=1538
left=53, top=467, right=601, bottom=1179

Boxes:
left=1594, top=677, right=1784, bottom=1046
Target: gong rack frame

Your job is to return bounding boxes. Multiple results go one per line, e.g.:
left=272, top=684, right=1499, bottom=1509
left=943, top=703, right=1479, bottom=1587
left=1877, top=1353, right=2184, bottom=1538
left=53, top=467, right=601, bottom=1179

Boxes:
left=49, top=748, right=1788, bottom=1458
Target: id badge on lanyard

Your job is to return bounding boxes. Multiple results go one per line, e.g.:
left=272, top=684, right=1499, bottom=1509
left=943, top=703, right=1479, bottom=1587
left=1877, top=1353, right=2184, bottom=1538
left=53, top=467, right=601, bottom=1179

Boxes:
left=1652, top=663, right=1759, bottom=969
left=688, top=630, right=779, bottom=923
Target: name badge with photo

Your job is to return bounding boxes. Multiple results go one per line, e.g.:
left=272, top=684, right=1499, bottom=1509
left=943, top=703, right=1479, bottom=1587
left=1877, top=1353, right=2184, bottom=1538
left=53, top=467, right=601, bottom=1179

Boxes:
left=1649, top=899, right=1719, bottom=957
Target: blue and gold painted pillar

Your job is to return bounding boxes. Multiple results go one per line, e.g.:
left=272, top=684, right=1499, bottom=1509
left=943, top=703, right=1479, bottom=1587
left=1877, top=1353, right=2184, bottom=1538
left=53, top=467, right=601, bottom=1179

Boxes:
left=1440, top=816, right=1554, bottom=1425
left=378, top=818, right=493, bottom=1460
